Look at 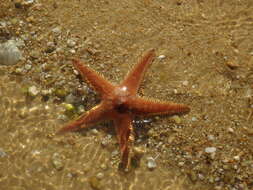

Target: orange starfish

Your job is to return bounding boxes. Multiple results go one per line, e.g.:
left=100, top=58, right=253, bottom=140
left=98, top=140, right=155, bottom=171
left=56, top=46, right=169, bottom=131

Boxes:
left=58, top=49, right=190, bottom=170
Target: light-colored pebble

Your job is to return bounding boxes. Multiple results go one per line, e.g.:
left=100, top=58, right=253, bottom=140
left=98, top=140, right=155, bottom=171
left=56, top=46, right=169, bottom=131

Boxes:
left=171, top=115, right=181, bottom=124
left=147, top=157, right=157, bottom=169
left=233, top=155, right=240, bottom=161
left=207, top=135, right=215, bottom=141
left=0, top=40, right=22, bottom=65
left=158, top=55, right=166, bottom=59
left=182, top=80, right=189, bottom=86
left=28, top=86, right=39, bottom=96
left=205, top=147, right=216, bottom=153
left=0, top=148, right=7, bottom=157
left=67, top=39, right=76, bottom=48
left=191, top=117, right=197, bottom=122
left=96, top=172, right=104, bottom=179
left=52, top=26, right=61, bottom=34
left=228, top=127, right=234, bottom=133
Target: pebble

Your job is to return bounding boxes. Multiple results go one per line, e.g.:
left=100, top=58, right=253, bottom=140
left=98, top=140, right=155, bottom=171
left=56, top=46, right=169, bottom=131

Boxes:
left=158, top=55, right=166, bottom=59
left=28, top=86, right=39, bottom=96
left=96, top=172, right=104, bottom=179
left=65, top=94, right=77, bottom=104
left=30, top=50, right=40, bottom=59
left=228, top=127, right=234, bottom=133
left=233, top=155, right=240, bottom=161
left=170, top=115, right=181, bottom=124
left=52, top=27, right=61, bottom=35
left=41, top=89, right=52, bottom=96
left=111, top=150, right=119, bottom=157
left=91, top=129, right=99, bottom=135
left=69, top=49, right=76, bottom=54
left=52, top=153, right=64, bottom=171
left=63, top=103, right=75, bottom=112
left=45, top=42, right=55, bottom=53
left=207, top=135, right=215, bottom=141
left=24, top=64, right=32, bottom=70
left=100, top=163, right=107, bottom=170
left=191, top=117, right=197, bottom=122
left=182, top=80, right=189, bottom=86
left=0, top=21, right=7, bottom=28
left=0, top=148, right=7, bottom=157
left=146, top=157, right=157, bottom=169
left=77, top=105, right=85, bottom=113
left=67, top=39, right=76, bottom=48
left=205, top=147, right=216, bottom=153
left=0, top=40, right=22, bottom=65
left=198, top=173, right=205, bottom=180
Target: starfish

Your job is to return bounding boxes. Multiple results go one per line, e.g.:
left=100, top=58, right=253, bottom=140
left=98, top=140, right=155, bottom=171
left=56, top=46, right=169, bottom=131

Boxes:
left=58, top=49, right=190, bottom=170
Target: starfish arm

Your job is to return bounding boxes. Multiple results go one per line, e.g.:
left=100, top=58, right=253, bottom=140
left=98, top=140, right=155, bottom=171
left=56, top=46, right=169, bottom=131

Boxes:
left=121, top=49, right=155, bottom=94
left=113, top=114, right=134, bottom=170
left=126, top=97, right=190, bottom=116
left=57, top=103, right=108, bottom=134
left=72, top=59, right=115, bottom=96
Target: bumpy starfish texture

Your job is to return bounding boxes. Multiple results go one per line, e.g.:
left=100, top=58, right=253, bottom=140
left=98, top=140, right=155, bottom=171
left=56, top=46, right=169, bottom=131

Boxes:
left=58, top=49, right=190, bottom=169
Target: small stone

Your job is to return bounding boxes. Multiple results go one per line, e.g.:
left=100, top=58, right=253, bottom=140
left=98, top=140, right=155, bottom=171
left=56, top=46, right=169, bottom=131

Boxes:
left=0, top=40, right=22, bottom=65
left=52, top=27, right=61, bottom=35
left=111, top=150, right=119, bottom=157
left=191, top=117, right=197, bottom=122
left=30, top=50, right=40, bottom=59
left=182, top=80, right=189, bottom=86
left=207, top=135, right=215, bottom=141
left=225, top=61, right=239, bottom=70
left=96, top=172, right=104, bottom=179
left=63, top=103, right=75, bottom=112
left=100, top=163, right=107, bottom=170
left=26, top=16, right=35, bottom=23
left=15, top=68, right=23, bottom=74
left=228, top=127, right=234, bottom=133
left=0, top=21, right=7, bottom=28
left=45, top=46, right=55, bottom=53
left=31, top=150, right=40, bottom=157
left=158, top=55, right=166, bottom=59
left=205, top=147, right=216, bottom=153
left=67, top=39, right=76, bottom=48
left=69, top=49, right=76, bottom=54
left=28, top=86, right=39, bottom=96
left=41, top=89, right=52, bottom=96
left=170, top=115, right=181, bottom=124
left=24, top=64, right=32, bottom=70
left=52, top=153, right=64, bottom=171
left=233, top=155, right=240, bottom=161
left=198, top=173, right=205, bottom=180
left=91, top=129, right=99, bottom=135
left=55, top=88, right=68, bottom=98
left=101, top=138, right=109, bottom=147
left=45, top=42, right=55, bottom=53
left=0, top=148, right=7, bottom=157
left=77, top=105, right=85, bottom=114
left=147, top=157, right=157, bottom=169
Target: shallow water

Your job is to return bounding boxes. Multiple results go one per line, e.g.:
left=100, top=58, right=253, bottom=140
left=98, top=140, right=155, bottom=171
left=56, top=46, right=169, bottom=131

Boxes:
left=1, top=0, right=253, bottom=189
